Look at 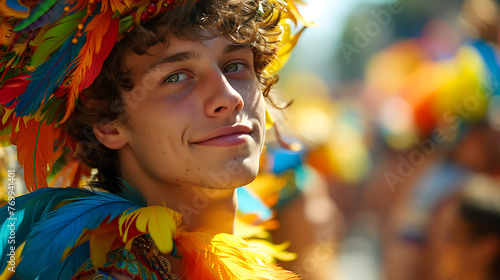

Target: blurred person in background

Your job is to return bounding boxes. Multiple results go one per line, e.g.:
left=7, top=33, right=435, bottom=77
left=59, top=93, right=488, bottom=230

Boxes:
left=265, top=91, right=371, bottom=279
left=356, top=0, right=500, bottom=279
left=431, top=175, right=500, bottom=280
left=241, top=86, right=372, bottom=279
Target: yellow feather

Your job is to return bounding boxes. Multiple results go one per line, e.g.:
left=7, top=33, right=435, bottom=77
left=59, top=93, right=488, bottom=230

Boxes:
left=283, top=0, right=317, bottom=27
left=118, top=206, right=181, bottom=253
left=178, top=231, right=300, bottom=279
left=1, top=109, right=13, bottom=125
left=246, top=239, right=297, bottom=262
left=0, top=242, right=25, bottom=280
left=118, top=211, right=136, bottom=240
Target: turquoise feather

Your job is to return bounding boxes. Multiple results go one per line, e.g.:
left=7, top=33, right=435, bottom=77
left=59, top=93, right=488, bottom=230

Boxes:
left=20, top=192, right=141, bottom=278
left=0, top=185, right=146, bottom=279
left=0, top=189, right=61, bottom=277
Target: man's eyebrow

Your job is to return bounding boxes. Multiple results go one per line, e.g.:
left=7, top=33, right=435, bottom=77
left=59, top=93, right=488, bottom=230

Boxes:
left=223, top=44, right=252, bottom=55
left=144, top=51, right=198, bottom=74
left=143, top=44, right=251, bottom=74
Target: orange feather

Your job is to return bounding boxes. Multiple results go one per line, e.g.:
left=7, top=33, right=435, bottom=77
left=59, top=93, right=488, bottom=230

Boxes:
left=48, top=158, right=91, bottom=188
left=176, top=231, right=301, bottom=280
left=59, top=9, right=119, bottom=123
left=10, top=117, right=55, bottom=191
left=101, top=0, right=135, bottom=14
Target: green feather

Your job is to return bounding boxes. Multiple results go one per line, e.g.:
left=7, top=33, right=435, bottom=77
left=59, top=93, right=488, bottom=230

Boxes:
left=119, top=15, right=134, bottom=34
left=14, top=0, right=60, bottom=32
left=40, top=95, right=65, bottom=124
left=47, top=150, right=69, bottom=181
left=29, top=10, right=86, bottom=67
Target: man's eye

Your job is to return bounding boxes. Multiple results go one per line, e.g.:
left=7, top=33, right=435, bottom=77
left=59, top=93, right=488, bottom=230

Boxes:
left=163, top=73, right=188, bottom=83
left=224, top=63, right=245, bottom=73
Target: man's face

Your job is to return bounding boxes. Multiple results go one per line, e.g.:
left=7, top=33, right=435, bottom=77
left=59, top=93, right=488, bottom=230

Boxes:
left=116, top=34, right=266, bottom=190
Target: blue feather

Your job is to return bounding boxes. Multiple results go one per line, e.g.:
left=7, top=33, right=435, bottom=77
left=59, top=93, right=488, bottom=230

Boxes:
left=0, top=188, right=63, bottom=266
left=14, top=34, right=86, bottom=116
left=0, top=187, right=142, bottom=279
left=5, top=0, right=28, bottom=12
left=18, top=191, right=141, bottom=278
left=40, top=241, right=90, bottom=280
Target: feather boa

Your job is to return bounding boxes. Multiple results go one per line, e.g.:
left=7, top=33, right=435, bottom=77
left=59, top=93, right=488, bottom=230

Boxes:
left=0, top=183, right=299, bottom=279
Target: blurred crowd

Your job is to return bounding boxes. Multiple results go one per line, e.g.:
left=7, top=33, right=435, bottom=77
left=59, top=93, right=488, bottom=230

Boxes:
left=3, top=0, right=500, bottom=279
left=267, top=0, right=500, bottom=279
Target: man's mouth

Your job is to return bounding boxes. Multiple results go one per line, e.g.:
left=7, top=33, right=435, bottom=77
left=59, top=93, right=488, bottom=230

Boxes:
left=192, top=124, right=252, bottom=146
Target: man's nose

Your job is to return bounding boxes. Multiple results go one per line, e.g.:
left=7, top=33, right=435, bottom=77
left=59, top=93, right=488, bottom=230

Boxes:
left=204, top=69, right=244, bottom=118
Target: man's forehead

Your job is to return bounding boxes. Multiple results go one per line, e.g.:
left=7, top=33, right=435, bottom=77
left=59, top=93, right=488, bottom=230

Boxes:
left=124, top=35, right=252, bottom=74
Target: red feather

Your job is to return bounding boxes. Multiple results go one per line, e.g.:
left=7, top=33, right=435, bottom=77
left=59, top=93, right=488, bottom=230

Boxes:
left=0, top=74, right=31, bottom=109
left=10, top=117, right=56, bottom=191
left=59, top=10, right=119, bottom=123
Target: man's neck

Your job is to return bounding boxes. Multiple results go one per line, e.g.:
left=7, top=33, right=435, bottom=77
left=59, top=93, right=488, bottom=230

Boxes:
left=146, top=183, right=238, bottom=234
left=120, top=171, right=237, bottom=234
left=117, top=144, right=240, bottom=234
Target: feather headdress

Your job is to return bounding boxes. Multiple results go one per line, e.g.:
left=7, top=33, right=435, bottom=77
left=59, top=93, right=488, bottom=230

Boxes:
left=0, top=0, right=313, bottom=191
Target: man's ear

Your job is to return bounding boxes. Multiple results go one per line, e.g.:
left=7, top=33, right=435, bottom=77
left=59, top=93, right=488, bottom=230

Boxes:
left=93, top=121, right=127, bottom=150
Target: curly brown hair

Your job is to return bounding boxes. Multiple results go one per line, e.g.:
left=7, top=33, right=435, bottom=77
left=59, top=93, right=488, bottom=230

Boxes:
left=65, top=0, right=285, bottom=192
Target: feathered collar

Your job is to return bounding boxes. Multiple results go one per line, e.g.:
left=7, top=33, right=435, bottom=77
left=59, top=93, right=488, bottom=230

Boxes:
left=0, top=182, right=299, bottom=279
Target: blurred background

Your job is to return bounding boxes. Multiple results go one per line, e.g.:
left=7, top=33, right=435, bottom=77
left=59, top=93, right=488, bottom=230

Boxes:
left=4, top=0, right=500, bottom=279
left=266, top=0, right=500, bottom=279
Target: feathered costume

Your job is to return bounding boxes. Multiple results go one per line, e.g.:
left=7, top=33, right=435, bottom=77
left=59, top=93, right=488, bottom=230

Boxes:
left=0, top=0, right=314, bottom=278
left=0, top=182, right=300, bottom=279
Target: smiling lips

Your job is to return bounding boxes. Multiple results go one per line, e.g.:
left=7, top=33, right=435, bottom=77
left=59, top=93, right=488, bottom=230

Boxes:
left=193, top=124, right=252, bottom=146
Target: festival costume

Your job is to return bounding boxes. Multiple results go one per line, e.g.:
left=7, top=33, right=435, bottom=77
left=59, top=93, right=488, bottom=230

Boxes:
left=0, top=182, right=300, bottom=279
left=0, top=0, right=314, bottom=278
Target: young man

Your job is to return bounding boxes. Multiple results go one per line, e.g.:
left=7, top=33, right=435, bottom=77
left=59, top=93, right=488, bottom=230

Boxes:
left=0, top=0, right=309, bottom=278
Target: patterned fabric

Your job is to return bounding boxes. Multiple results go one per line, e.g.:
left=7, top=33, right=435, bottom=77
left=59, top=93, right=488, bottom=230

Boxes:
left=91, top=270, right=120, bottom=280
left=73, top=247, right=165, bottom=280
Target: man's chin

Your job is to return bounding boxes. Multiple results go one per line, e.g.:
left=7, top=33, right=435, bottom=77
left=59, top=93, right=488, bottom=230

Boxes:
left=203, top=167, right=258, bottom=189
